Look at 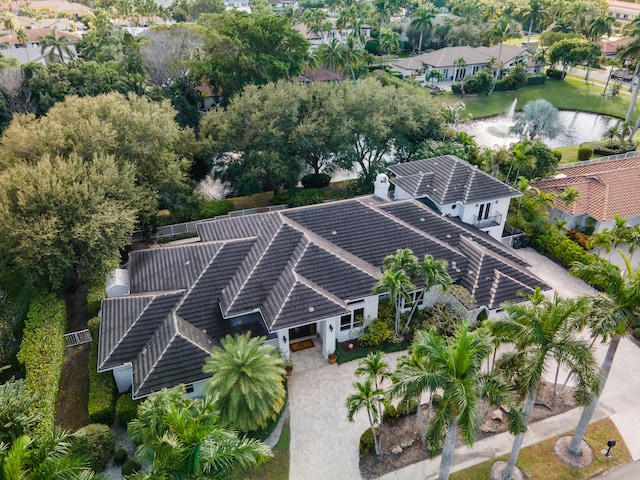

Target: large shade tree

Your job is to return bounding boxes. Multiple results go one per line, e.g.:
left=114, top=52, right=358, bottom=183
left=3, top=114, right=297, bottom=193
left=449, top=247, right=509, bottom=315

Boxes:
left=564, top=254, right=640, bottom=456
left=128, top=387, right=271, bottom=478
left=0, top=154, right=146, bottom=325
left=491, top=288, right=599, bottom=480
left=204, top=332, right=286, bottom=433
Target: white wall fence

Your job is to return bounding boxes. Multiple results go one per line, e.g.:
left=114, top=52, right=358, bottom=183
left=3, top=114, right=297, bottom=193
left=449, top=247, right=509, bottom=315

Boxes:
left=561, top=150, right=640, bottom=168
left=64, top=329, right=92, bottom=348
left=131, top=204, right=288, bottom=242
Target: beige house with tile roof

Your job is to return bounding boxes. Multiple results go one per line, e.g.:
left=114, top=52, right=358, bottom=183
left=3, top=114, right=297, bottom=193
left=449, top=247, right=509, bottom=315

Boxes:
left=533, top=154, right=640, bottom=233
left=392, top=45, right=529, bottom=84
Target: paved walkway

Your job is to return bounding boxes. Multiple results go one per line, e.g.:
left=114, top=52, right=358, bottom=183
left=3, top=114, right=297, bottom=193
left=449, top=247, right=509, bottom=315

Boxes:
left=287, top=247, right=640, bottom=479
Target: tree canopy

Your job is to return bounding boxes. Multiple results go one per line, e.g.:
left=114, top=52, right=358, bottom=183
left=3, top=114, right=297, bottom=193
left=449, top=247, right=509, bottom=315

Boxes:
left=193, top=12, right=309, bottom=100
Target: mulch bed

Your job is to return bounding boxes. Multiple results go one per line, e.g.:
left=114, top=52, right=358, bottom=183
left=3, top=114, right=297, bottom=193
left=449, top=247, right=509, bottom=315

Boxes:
left=359, top=382, right=578, bottom=479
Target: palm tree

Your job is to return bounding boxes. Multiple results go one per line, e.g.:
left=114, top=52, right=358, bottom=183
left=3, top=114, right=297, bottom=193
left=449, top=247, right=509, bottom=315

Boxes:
left=564, top=254, right=640, bottom=456
left=620, top=20, right=640, bottom=122
left=379, top=28, right=400, bottom=61
left=0, top=431, right=95, bottom=479
left=39, top=28, right=72, bottom=63
left=585, top=13, right=615, bottom=82
left=411, top=4, right=435, bottom=55
left=506, top=142, right=535, bottom=184
left=316, top=38, right=346, bottom=80
left=522, top=0, right=544, bottom=48
left=341, top=35, right=364, bottom=80
left=487, top=16, right=511, bottom=96
left=411, top=323, right=517, bottom=480
left=203, top=332, right=286, bottom=433
left=426, top=69, right=444, bottom=87
left=346, top=378, right=385, bottom=455
left=355, top=351, right=390, bottom=390
left=128, top=387, right=272, bottom=477
left=374, top=268, right=414, bottom=338
left=491, top=288, right=599, bottom=480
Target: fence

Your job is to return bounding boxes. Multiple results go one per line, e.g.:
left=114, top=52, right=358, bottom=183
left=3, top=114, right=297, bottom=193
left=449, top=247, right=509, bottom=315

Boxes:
left=561, top=150, right=640, bottom=169
left=64, top=329, right=92, bottom=348
left=131, top=204, right=289, bottom=242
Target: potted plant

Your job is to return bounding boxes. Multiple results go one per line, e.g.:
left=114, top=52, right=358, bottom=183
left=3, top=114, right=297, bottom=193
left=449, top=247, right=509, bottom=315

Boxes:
left=328, top=352, right=338, bottom=365
left=284, top=358, right=293, bottom=376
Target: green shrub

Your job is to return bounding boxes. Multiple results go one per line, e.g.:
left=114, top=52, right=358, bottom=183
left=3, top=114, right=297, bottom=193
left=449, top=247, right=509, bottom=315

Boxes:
left=328, top=188, right=354, bottom=201
left=397, top=398, right=419, bottom=416
left=376, top=300, right=394, bottom=322
left=87, top=283, right=105, bottom=318
left=359, top=318, right=394, bottom=347
left=578, top=145, right=594, bottom=161
left=114, top=448, right=128, bottom=466
left=417, top=304, right=465, bottom=338
left=461, top=70, right=493, bottom=94
left=335, top=338, right=409, bottom=364
left=527, top=74, right=546, bottom=85
left=359, top=428, right=377, bottom=456
left=581, top=140, right=637, bottom=156
left=301, top=173, right=330, bottom=189
left=432, top=393, right=443, bottom=408
left=199, top=199, right=234, bottom=219
left=451, top=83, right=462, bottom=95
left=546, top=68, right=564, bottom=79
left=531, top=228, right=598, bottom=269
left=288, top=189, right=327, bottom=207
left=17, top=294, right=66, bottom=439
left=553, top=149, right=563, bottom=161
left=633, top=328, right=640, bottom=340
left=116, top=394, right=139, bottom=428
left=88, top=317, right=116, bottom=425
left=121, top=459, right=142, bottom=476
left=271, top=189, right=292, bottom=205
left=246, top=386, right=288, bottom=441
left=383, top=403, right=400, bottom=425
left=73, top=423, right=116, bottom=473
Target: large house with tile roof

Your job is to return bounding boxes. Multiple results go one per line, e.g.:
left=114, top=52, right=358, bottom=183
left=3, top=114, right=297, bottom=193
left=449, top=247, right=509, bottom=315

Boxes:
left=98, top=171, right=547, bottom=399
left=391, top=45, right=529, bottom=84
left=388, top=156, right=522, bottom=241
left=533, top=155, right=640, bottom=233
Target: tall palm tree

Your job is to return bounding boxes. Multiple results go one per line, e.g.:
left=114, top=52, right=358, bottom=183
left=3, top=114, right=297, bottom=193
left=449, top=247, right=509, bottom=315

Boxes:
left=564, top=254, right=640, bottom=456
left=341, top=35, right=365, bottom=80
left=585, top=13, right=615, bottom=82
left=522, top=0, right=544, bottom=48
left=374, top=268, right=414, bottom=338
left=621, top=19, right=640, bottom=122
left=506, top=142, right=535, bottom=184
left=346, top=378, right=385, bottom=456
left=355, top=351, right=390, bottom=391
left=488, top=16, right=511, bottom=96
left=411, top=323, right=518, bottom=480
left=203, top=332, right=286, bottom=433
left=379, top=28, right=400, bottom=61
left=39, top=28, right=72, bottom=63
left=491, top=288, right=599, bottom=480
left=316, top=38, right=346, bottom=81
left=128, top=387, right=271, bottom=478
left=0, top=431, right=94, bottom=479
left=411, top=4, right=435, bottom=55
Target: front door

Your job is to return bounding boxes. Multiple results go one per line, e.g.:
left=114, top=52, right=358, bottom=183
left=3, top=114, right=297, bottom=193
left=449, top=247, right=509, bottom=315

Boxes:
left=289, top=323, right=316, bottom=340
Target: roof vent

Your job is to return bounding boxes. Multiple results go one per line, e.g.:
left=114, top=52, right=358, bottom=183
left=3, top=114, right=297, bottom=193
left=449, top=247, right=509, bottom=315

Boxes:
left=374, top=173, right=390, bottom=201
left=308, top=306, right=315, bottom=312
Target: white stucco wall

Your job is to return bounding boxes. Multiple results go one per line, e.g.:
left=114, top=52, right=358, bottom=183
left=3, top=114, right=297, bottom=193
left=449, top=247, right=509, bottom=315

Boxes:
left=112, top=364, right=133, bottom=394
left=186, top=379, right=208, bottom=399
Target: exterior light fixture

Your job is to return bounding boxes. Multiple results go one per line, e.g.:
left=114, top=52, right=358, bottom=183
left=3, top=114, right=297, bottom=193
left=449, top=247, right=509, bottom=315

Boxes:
left=329, top=324, right=334, bottom=332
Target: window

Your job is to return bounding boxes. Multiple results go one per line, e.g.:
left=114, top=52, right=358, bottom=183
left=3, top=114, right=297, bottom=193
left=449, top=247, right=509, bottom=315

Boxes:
left=340, top=308, right=364, bottom=331
left=401, top=290, right=423, bottom=310
left=478, top=202, right=491, bottom=220
left=185, top=384, right=194, bottom=394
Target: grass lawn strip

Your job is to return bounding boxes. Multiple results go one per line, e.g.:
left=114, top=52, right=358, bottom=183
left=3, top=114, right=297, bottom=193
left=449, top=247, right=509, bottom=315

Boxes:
left=450, top=418, right=631, bottom=480
left=435, top=78, right=639, bottom=120
left=230, top=422, right=290, bottom=480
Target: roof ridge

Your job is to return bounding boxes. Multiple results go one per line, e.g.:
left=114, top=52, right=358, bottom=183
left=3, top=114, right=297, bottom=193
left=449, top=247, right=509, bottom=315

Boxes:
left=222, top=222, right=288, bottom=315
left=489, top=270, right=534, bottom=309
left=282, top=213, right=382, bottom=280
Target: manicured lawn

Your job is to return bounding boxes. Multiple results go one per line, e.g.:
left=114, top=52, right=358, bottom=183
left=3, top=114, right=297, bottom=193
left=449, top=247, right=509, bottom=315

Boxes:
left=230, top=422, right=290, bottom=480
left=450, top=418, right=631, bottom=480
left=436, top=78, right=639, bottom=120
left=554, top=145, right=603, bottom=165
left=229, top=191, right=275, bottom=210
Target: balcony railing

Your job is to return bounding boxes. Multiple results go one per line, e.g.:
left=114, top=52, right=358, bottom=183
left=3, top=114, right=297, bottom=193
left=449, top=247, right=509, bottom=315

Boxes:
left=472, top=212, right=503, bottom=229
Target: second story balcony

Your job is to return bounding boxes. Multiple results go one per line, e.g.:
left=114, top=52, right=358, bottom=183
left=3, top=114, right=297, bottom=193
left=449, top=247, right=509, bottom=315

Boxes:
left=472, top=212, right=503, bottom=229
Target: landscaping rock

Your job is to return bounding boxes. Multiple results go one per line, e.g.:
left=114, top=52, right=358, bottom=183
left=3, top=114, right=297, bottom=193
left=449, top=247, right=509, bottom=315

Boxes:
left=391, top=446, right=402, bottom=455
left=491, top=409, right=504, bottom=423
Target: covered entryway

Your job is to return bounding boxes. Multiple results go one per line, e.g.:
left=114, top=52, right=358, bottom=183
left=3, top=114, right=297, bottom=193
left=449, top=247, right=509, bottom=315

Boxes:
left=289, top=323, right=316, bottom=341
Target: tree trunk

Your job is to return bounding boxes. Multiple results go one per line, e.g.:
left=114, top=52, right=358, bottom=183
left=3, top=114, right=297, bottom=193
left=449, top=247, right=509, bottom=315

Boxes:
left=626, top=62, right=640, bottom=122
left=502, top=392, right=536, bottom=480
left=439, top=418, right=458, bottom=480
left=566, top=334, right=621, bottom=456
left=527, top=19, right=533, bottom=48
left=418, top=31, right=423, bottom=55
left=488, top=43, right=503, bottom=96
left=630, top=110, right=640, bottom=139
left=64, top=282, right=90, bottom=332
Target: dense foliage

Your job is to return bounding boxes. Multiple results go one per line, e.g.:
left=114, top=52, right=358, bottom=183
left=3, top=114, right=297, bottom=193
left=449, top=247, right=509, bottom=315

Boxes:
left=87, top=317, right=116, bottom=425
left=72, top=423, right=116, bottom=473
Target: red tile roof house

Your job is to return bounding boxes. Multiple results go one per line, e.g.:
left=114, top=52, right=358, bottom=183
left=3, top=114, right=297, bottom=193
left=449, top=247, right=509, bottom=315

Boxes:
left=533, top=155, right=640, bottom=233
left=98, top=159, right=547, bottom=399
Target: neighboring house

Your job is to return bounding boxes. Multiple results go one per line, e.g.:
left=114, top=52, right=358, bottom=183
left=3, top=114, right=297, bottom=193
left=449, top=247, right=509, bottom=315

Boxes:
left=224, top=0, right=252, bottom=13
left=607, top=0, right=640, bottom=23
left=388, top=156, right=522, bottom=241
left=99, top=178, right=546, bottom=399
left=293, top=22, right=371, bottom=50
left=296, top=65, right=342, bottom=83
left=533, top=155, right=640, bottom=233
left=27, top=0, right=94, bottom=19
left=268, top=0, right=298, bottom=12
left=0, top=28, right=79, bottom=64
left=391, top=45, right=529, bottom=85
left=599, top=37, right=633, bottom=58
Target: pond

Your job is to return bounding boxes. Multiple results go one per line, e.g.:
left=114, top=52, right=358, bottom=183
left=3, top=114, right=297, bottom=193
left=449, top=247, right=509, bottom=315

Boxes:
left=458, top=99, right=620, bottom=149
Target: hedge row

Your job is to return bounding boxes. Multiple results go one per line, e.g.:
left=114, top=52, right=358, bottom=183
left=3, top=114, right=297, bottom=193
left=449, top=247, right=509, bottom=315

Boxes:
left=17, top=294, right=66, bottom=439
left=530, top=228, right=598, bottom=269
left=335, top=338, right=410, bottom=365
left=88, top=317, right=117, bottom=425
left=580, top=140, right=637, bottom=157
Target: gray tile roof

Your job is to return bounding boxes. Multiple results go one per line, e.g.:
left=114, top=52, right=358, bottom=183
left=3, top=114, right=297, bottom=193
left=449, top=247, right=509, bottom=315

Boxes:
left=100, top=194, right=547, bottom=398
left=388, top=156, right=521, bottom=205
